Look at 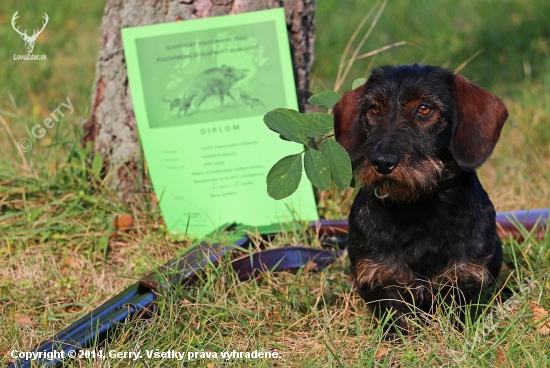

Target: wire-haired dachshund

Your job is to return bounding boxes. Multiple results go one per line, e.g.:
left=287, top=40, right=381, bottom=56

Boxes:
left=333, top=64, right=508, bottom=332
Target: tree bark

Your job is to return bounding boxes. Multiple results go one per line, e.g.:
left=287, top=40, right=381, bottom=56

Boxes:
left=82, top=0, right=316, bottom=200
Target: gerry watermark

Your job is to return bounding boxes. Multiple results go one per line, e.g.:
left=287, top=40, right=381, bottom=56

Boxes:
left=11, top=10, right=48, bottom=60
left=18, top=97, right=74, bottom=152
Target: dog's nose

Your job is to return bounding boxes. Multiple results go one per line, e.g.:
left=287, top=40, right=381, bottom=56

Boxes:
left=371, top=153, right=399, bottom=175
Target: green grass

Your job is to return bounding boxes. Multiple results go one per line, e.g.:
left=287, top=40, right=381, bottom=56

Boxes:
left=1, top=0, right=550, bottom=366
left=313, top=0, right=550, bottom=93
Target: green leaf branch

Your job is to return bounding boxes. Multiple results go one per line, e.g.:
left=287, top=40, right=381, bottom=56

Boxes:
left=263, top=0, right=409, bottom=200
left=264, top=91, right=356, bottom=200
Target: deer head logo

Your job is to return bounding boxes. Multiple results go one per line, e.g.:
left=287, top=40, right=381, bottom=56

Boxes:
left=11, top=11, right=49, bottom=54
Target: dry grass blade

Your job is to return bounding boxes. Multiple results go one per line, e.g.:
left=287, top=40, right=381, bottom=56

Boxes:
left=454, top=49, right=484, bottom=73
left=0, top=114, right=32, bottom=174
left=355, top=41, right=408, bottom=61
left=335, top=0, right=388, bottom=91
left=335, top=0, right=380, bottom=86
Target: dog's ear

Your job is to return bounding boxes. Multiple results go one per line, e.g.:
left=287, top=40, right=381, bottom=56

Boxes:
left=451, top=74, right=508, bottom=170
left=333, top=84, right=366, bottom=161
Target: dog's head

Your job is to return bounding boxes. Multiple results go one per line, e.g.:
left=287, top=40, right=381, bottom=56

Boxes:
left=334, top=64, right=508, bottom=202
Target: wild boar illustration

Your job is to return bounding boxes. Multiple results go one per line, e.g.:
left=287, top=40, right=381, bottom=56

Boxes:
left=164, top=65, right=248, bottom=116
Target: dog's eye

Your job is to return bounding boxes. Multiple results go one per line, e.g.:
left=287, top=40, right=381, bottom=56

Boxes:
left=369, top=105, right=380, bottom=115
left=417, top=105, right=432, bottom=116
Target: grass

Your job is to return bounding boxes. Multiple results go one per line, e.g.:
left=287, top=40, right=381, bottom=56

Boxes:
left=1, top=0, right=549, bottom=366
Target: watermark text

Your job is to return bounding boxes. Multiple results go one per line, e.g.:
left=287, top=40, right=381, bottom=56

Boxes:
left=17, top=97, right=73, bottom=152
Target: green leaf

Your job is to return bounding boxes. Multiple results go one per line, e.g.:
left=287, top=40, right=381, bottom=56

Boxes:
left=302, top=113, right=334, bottom=137
left=91, top=152, right=103, bottom=176
left=308, top=91, right=342, bottom=109
left=266, top=154, right=303, bottom=199
left=321, top=140, right=353, bottom=189
left=352, top=78, right=368, bottom=90
left=304, top=149, right=331, bottom=190
left=278, top=134, right=291, bottom=141
left=264, top=108, right=308, bottom=144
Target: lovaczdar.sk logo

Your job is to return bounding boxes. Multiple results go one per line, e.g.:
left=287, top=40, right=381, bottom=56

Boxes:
left=11, top=10, right=48, bottom=61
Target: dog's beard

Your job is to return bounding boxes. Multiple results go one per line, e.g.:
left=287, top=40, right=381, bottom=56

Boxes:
left=356, top=157, right=444, bottom=202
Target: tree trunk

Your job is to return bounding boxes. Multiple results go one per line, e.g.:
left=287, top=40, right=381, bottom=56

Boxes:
left=82, top=0, right=316, bottom=201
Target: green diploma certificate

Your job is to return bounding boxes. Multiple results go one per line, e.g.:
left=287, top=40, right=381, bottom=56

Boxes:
left=122, top=9, right=318, bottom=237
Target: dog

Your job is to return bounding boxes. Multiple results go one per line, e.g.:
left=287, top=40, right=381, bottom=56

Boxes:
left=333, top=64, right=508, bottom=332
